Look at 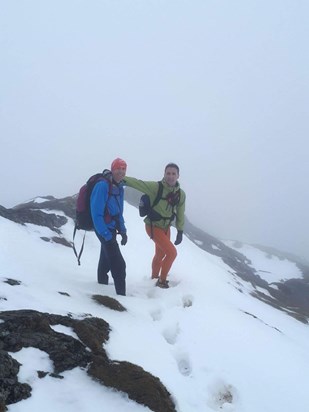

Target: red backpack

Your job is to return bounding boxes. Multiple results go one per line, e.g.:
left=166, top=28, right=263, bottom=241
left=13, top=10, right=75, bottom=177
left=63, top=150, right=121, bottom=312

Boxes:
left=73, top=169, right=112, bottom=265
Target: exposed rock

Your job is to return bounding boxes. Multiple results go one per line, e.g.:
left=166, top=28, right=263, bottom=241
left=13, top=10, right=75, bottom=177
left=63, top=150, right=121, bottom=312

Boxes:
left=51, top=236, right=72, bottom=247
left=183, top=217, right=309, bottom=323
left=0, top=205, right=66, bottom=234
left=0, top=350, right=31, bottom=408
left=12, top=196, right=76, bottom=220
left=92, top=295, right=127, bottom=312
left=0, top=400, right=6, bottom=412
left=251, top=290, right=308, bottom=324
left=3, top=279, right=21, bottom=286
left=40, top=236, right=72, bottom=247
left=37, top=371, right=49, bottom=379
left=267, top=278, right=309, bottom=315
left=0, top=310, right=91, bottom=374
left=36, top=370, right=63, bottom=379
left=0, top=310, right=176, bottom=412
left=58, top=291, right=70, bottom=297
left=89, top=357, right=176, bottom=412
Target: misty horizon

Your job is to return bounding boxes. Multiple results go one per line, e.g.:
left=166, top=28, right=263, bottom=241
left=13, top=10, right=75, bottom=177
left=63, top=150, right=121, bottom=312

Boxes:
left=1, top=0, right=308, bottom=261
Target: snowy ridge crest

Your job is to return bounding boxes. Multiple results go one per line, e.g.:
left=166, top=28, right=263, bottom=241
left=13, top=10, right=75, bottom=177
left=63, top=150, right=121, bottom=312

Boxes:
left=1, top=195, right=309, bottom=412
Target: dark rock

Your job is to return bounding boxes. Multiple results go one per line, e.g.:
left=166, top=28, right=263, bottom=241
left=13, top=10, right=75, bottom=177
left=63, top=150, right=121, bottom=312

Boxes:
left=71, top=316, right=110, bottom=356
left=0, top=399, right=7, bottom=412
left=51, top=236, right=72, bottom=247
left=0, top=205, right=67, bottom=234
left=0, top=350, right=32, bottom=408
left=58, top=291, right=70, bottom=297
left=92, top=295, right=127, bottom=312
left=12, top=196, right=76, bottom=220
left=267, top=278, right=309, bottom=314
left=3, top=279, right=21, bottom=286
left=37, top=370, right=63, bottom=379
left=89, top=357, right=176, bottom=412
left=0, top=310, right=176, bottom=412
left=49, top=373, right=64, bottom=379
left=251, top=290, right=308, bottom=324
left=0, top=310, right=91, bottom=374
left=41, top=236, right=73, bottom=247
left=37, top=371, right=48, bottom=378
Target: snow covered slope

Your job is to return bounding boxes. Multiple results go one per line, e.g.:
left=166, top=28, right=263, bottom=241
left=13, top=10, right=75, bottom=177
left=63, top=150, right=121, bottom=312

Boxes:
left=224, top=240, right=304, bottom=282
left=1, top=201, right=309, bottom=412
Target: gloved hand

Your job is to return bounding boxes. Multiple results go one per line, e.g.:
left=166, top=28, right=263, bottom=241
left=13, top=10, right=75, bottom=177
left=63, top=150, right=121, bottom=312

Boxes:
left=174, top=230, right=183, bottom=245
left=121, top=233, right=128, bottom=246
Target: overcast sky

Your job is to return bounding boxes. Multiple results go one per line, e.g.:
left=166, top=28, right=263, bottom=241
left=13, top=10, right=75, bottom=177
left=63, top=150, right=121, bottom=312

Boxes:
left=1, top=0, right=308, bottom=260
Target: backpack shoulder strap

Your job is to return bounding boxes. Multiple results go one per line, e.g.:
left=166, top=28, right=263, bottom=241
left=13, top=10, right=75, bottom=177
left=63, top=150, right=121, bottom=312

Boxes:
left=90, top=171, right=113, bottom=197
left=152, top=181, right=164, bottom=208
left=101, top=169, right=113, bottom=194
left=175, top=188, right=181, bottom=205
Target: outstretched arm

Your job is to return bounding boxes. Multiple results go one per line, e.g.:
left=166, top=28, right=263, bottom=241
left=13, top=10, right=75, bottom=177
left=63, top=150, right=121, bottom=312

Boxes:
left=123, top=176, right=158, bottom=199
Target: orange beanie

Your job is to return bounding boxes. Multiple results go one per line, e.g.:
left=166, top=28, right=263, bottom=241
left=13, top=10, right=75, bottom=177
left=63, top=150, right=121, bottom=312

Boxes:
left=111, top=158, right=127, bottom=171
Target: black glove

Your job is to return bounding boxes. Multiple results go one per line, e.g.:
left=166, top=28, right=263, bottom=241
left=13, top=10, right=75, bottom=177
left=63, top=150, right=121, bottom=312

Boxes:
left=121, top=233, right=128, bottom=246
left=174, top=230, right=183, bottom=245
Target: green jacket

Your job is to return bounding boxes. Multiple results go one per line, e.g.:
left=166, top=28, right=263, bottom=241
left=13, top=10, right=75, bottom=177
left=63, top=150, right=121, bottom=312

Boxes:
left=124, top=176, right=186, bottom=231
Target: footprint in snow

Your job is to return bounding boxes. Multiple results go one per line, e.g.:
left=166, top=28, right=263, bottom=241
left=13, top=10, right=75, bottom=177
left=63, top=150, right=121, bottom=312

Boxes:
left=182, top=294, right=193, bottom=308
left=174, top=351, right=192, bottom=376
left=167, top=279, right=181, bottom=288
left=150, top=309, right=163, bottom=321
left=207, top=379, right=237, bottom=411
left=162, top=323, right=180, bottom=345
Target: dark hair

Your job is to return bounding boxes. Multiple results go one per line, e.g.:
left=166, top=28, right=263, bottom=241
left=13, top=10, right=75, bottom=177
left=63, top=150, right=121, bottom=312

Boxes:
left=165, top=163, right=179, bottom=173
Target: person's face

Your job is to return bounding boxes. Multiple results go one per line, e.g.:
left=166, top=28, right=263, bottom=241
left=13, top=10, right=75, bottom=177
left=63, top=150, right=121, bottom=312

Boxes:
left=112, top=166, right=126, bottom=183
left=164, top=167, right=179, bottom=187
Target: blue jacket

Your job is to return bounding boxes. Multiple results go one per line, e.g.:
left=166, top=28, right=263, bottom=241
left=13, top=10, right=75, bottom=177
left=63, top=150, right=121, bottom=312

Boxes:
left=90, top=180, right=126, bottom=241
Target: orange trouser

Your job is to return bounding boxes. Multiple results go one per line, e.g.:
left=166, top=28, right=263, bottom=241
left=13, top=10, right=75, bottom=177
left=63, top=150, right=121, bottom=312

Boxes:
left=145, top=224, right=177, bottom=281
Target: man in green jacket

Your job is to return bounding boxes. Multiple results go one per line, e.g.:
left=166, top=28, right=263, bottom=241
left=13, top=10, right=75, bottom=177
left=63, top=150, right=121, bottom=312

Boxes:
left=124, top=163, right=186, bottom=288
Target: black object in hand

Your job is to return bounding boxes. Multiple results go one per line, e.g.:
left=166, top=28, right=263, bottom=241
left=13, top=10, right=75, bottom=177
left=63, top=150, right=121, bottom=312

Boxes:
left=174, top=230, right=183, bottom=245
left=121, top=233, right=128, bottom=246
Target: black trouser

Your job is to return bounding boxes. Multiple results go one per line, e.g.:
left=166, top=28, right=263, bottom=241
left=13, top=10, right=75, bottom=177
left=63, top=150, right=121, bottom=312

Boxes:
left=95, top=230, right=126, bottom=296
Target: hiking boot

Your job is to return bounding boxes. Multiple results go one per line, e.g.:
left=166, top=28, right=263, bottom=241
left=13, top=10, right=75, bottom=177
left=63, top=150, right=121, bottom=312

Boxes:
left=155, top=279, right=169, bottom=289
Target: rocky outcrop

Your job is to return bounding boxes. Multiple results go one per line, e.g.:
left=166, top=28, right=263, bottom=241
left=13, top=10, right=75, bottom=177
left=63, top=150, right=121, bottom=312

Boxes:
left=12, top=196, right=76, bottom=220
left=92, top=294, right=127, bottom=312
left=0, top=309, right=176, bottom=412
left=0, top=350, right=31, bottom=408
left=0, top=205, right=67, bottom=234
left=184, top=219, right=309, bottom=321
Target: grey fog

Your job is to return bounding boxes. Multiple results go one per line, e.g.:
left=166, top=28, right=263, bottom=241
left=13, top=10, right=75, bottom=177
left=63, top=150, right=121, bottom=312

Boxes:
left=1, top=0, right=308, bottom=261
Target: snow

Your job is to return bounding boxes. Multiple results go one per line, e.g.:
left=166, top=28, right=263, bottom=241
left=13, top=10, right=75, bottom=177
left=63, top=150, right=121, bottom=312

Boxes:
left=50, top=324, right=80, bottom=341
left=22, top=197, right=51, bottom=205
left=1, top=204, right=309, bottom=412
left=224, top=240, right=303, bottom=282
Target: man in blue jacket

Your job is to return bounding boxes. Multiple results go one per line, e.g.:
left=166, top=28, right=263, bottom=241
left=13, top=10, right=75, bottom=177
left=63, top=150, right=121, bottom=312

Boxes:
left=90, top=158, right=128, bottom=295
